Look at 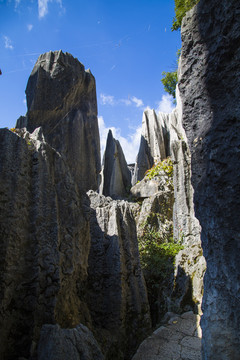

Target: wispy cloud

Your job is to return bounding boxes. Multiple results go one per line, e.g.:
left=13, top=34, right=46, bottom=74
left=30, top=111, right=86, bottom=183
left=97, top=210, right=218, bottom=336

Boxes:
left=38, top=0, right=63, bottom=19
left=3, top=36, right=14, bottom=50
left=100, top=93, right=115, bottom=105
left=120, top=98, right=132, bottom=106
left=27, top=24, right=33, bottom=31
left=131, top=96, right=144, bottom=108
left=15, top=0, right=21, bottom=9
left=98, top=116, right=141, bottom=164
left=100, top=93, right=144, bottom=109
left=156, top=94, right=175, bottom=113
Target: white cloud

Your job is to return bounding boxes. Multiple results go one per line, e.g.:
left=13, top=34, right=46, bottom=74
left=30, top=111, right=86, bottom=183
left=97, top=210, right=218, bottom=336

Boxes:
left=120, top=98, right=131, bottom=106
left=38, top=0, right=63, bottom=19
left=98, top=116, right=141, bottom=164
left=156, top=94, right=175, bottom=114
left=27, top=24, right=33, bottom=31
left=15, top=0, right=20, bottom=8
left=100, top=93, right=115, bottom=105
left=131, top=96, right=144, bottom=108
left=100, top=93, right=145, bottom=109
left=3, top=36, right=14, bottom=50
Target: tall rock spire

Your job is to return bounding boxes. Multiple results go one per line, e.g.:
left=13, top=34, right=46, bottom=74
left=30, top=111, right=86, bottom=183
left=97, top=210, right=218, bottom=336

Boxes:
left=99, top=129, right=131, bottom=198
left=18, top=50, right=101, bottom=191
left=132, top=108, right=170, bottom=184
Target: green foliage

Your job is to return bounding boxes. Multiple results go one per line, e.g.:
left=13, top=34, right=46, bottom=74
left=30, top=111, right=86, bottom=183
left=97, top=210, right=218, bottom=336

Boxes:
left=172, top=0, right=200, bottom=31
left=161, top=70, right=178, bottom=99
left=139, top=227, right=184, bottom=280
left=145, top=157, right=173, bottom=187
left=161, top=49, right=181, bottom=100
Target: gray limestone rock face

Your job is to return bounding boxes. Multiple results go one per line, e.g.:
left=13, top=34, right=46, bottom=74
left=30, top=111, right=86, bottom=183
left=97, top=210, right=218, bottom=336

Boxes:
left=132, top=311, right=202, bottom=360
left=38, top=324, right=104, bottom=360
left=0, top=128, right=91, bottom=359
left=21, top=50, right=101, bottom=191
left=0, top=127, right=151, bottom=360
left=99, top=130, right=131, bottom=199
left=132, top=109, right=170, bottom=184
left=179, top=1, right=240, bottom=358
left=134, top=189, right=174, bottom=326
left=131, top=90, right=205, bottom=322
left=87, top=190, right=152, bottom=360
left=130, top=177, right=167, bottom=199
left=169, top=88, right=206, bottom=316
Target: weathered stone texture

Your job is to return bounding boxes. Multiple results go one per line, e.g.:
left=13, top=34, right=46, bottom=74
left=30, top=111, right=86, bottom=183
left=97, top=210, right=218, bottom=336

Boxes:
left=169, top=89, right=205, bottom=315
left=179, top=1, right=240, bottom=358
left=132, top=109, right=170, bottom=184
left=0, top=127, right=151, bottom=360
left=99, top=130, right=131, bottom=199
left=134, top=188, right=175, bottom=325
left=132, top=311, right=201, bottom=360
left=87, top=190, right=152, bottom=360
left=131, top=93, right=205, bottom=321
left=38, top=324, right=104, bottom=360
left=0, top=128, right=91, bottom=359
left=21, top=50, right=101, bottom=191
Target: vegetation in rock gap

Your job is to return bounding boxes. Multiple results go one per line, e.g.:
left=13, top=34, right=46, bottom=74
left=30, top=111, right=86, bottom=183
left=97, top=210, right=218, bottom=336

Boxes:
left=172, top=0, right=200, bottom=31
left=138, top=212, right=184, bottom=324
left=162, top=0, right=200, bottom=99
left=145, top=157, right=173, bottom=188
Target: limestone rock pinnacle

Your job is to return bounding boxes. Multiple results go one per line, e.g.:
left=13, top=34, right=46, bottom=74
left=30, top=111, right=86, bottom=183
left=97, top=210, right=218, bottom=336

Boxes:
left=19, top=50, right=101, bottom=191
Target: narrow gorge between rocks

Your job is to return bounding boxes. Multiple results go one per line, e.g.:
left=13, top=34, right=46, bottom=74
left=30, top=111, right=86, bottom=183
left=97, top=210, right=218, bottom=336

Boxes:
left=0, top=0, right=240, bottom=359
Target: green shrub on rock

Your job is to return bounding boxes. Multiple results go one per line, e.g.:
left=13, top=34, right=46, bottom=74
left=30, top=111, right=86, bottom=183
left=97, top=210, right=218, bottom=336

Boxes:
left=172, top=0, right=200, bottom=31
left=145, top=157, right=173, bottom=188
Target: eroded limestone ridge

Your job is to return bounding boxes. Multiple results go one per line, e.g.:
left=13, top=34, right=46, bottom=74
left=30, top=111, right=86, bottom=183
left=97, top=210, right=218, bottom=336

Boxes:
left=0, top=128, right=151, bottom=360
left=132, top=108, right=170, bottom=184
left=17, top=50, right=101, bottom=191
left=0, top=53, right=151, bottom=360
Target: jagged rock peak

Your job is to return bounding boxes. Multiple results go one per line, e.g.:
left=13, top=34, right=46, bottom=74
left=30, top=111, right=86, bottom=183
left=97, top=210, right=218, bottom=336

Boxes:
left=19, top=50, right=101, bottom=191
left=132, top=108, right=171, bottom=184
left=25, top=50, right=95, bottom=116
left=99, top=129, right=131, bottom=199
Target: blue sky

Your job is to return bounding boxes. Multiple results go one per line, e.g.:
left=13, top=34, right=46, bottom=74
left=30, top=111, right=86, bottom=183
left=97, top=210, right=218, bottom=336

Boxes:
left=0, top=0, right=181, bottom=162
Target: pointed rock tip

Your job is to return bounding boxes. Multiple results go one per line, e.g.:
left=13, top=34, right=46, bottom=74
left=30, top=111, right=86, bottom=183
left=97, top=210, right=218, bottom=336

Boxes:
left=107, top=129, right=114, bottom=139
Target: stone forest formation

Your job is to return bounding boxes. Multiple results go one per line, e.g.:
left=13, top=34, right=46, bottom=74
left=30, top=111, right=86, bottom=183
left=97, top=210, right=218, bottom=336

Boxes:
left=0, top=0, right=240, bottom=359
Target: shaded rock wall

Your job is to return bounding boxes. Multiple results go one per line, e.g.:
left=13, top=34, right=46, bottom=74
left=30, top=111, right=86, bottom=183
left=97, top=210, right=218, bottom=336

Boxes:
left=87, top=191, right=151, bottom=360
left=99, top=130, right=131, bottom=199
left=38, top=324, right=104, bottom=360
left=0, top=128, right=91, bottom=359
left=0, top=126, right=151, bottom=360
left=179, top=1, right=240, bottom=358
left=169, top=89, right=205, bottom=315
left=17, top=50, right=101, bottom=191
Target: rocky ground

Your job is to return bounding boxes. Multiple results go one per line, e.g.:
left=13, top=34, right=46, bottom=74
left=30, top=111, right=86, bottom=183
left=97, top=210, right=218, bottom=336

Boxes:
left=132, top=311, right=201, bottom=360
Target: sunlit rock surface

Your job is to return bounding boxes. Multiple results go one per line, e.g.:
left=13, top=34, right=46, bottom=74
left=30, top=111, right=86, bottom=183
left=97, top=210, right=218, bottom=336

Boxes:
left=132, top=109, right=170, bottom=184
left=17, top=50, right=101, bottom=191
